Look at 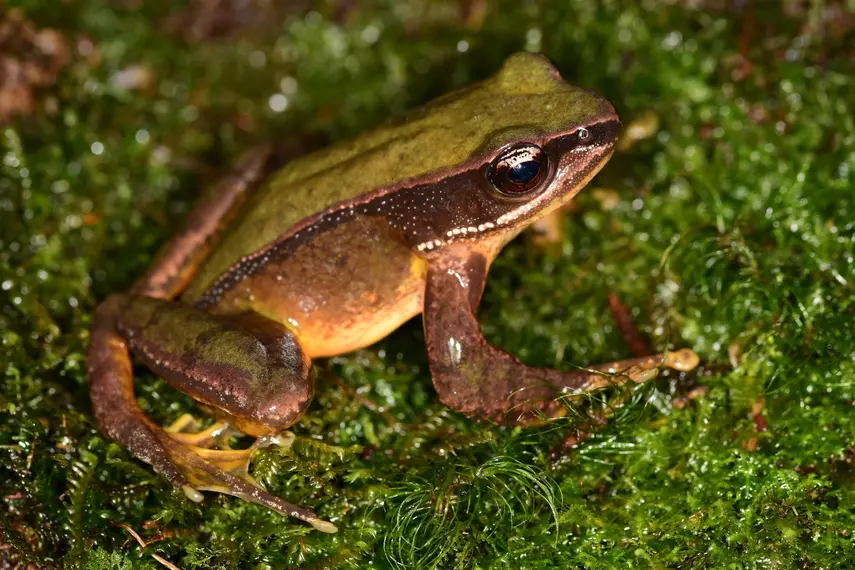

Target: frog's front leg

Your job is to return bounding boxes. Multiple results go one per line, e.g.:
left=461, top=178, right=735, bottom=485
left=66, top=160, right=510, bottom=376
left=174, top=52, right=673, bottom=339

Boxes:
left=423, top=247, right=698, bottom=425
left=89, top=294, right=336, bottom=532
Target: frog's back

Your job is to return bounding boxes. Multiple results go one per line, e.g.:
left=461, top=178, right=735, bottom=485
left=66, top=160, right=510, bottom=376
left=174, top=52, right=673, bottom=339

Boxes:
left=183, top=52, right=606, bottom=301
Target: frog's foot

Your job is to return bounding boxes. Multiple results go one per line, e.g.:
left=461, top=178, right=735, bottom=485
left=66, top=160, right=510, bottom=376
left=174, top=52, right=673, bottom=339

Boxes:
left=579, top=348, right=700, bottom=392
left=188, top=431, right=295, bottom=479
left=147, top=424, right=337, bottom=533
left=161, top=418, right=324, bottom=526
left=163, top=414, right=298, bottom=477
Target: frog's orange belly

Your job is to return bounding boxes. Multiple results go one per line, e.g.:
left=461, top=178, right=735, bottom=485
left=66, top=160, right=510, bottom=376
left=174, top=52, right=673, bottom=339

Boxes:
left=252, top=259, right=427, bottom=358
left=289, top=276, right=424, bottom=358
left=208, top=215, right=428, bottom=358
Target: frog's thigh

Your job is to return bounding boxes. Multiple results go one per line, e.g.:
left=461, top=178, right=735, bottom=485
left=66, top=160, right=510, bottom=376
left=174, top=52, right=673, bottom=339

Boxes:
left=114, top=294, right=313, bottom=437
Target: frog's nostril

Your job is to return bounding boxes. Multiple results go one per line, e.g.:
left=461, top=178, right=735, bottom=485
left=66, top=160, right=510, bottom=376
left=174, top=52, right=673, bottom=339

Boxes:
left=575, top=117, right=621, bottom=150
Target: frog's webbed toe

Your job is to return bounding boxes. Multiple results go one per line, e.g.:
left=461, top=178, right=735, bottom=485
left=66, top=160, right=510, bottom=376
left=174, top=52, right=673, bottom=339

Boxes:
left=184, top=430, right=294, bottom=479
left=165, top=413, right=234, bottom=448
left=164, top=413, right=294, bottom=477
left=145, top=423, right=336, bottom=533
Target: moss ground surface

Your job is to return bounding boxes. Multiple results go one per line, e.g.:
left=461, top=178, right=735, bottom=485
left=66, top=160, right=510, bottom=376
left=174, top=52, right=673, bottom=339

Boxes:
left=2, top=1, right=855, bottom=568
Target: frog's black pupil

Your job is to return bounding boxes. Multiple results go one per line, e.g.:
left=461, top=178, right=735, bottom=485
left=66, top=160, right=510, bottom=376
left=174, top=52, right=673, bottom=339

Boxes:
left=508, top=160, right=540, bottom=184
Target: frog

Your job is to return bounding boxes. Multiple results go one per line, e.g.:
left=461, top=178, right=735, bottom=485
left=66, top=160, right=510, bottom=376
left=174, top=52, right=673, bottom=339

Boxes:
left=87, top=52, right=699, bottom=534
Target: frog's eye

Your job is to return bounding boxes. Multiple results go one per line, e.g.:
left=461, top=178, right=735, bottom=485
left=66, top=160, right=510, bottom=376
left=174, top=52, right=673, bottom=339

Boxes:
left=487, top=143, right=549, bottom=196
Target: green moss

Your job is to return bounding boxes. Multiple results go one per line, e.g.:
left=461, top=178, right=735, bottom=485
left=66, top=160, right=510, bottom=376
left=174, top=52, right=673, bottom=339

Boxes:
left=2, top=1, right=855, bottom=568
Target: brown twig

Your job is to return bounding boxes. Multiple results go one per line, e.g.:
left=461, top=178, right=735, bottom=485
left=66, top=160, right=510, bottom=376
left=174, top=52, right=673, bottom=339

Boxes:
left=607, top=292, right=652, bottom=358
left=112, top=522, right=181, bottom=570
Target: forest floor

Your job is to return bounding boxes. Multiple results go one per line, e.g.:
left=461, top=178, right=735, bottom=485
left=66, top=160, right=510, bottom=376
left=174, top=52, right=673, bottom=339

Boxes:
left=2, top=1, right=854, bottom=568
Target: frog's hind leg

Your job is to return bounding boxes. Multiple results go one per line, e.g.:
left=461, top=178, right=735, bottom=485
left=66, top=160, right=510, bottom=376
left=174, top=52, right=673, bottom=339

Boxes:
left=88, top=149, right=336, bottom=532
left=89, top=294, right=336, bottom=532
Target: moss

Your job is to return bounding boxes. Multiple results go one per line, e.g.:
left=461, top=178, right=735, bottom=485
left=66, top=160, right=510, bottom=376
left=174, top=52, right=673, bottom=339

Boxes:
left=2, top=1, right=855, bottom=568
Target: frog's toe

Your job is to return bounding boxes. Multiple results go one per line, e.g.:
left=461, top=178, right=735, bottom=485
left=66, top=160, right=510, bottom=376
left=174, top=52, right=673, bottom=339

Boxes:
left=153, top=428, right=336, bottom=532
left=161, top=422, right=331, bottom=530
left=623, top=365, right=661, bottom=384
left=167, top=415, right=235, bottom=449
left=664, top=348, right=700, bottom=372
left=191, top=446, right=258, bottom=477
left=165, top=413, right=197, bottom=433
left=189, top=430, right=295, bottom=478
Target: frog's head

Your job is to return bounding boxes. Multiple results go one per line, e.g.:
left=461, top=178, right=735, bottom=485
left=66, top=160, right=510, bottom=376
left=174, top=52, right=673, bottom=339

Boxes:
left=379, top=52, right=620, bottom=257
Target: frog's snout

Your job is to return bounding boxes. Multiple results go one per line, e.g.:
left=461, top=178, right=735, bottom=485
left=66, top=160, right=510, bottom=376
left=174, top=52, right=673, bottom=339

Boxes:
left=596, top=93, right=621, bottom=127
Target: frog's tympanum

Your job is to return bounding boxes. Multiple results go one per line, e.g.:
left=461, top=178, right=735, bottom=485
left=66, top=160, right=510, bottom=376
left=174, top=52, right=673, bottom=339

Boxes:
left=88, top=52, right=698, bottom=533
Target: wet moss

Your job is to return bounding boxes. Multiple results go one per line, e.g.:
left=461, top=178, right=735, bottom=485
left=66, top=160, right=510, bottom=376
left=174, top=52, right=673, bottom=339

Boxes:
left=2, top=1, right=854, bottom=568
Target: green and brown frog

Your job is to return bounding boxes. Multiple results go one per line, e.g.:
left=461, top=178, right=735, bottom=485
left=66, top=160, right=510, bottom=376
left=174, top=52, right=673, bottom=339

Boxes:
left=88, top=52, right=698, bottom=533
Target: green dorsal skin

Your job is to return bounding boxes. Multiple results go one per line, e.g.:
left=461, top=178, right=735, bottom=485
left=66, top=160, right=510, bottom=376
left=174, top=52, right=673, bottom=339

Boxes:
left=184, top=52, right=605, bottom=300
